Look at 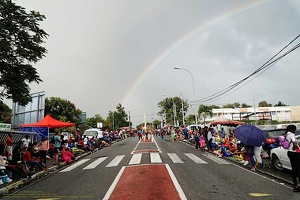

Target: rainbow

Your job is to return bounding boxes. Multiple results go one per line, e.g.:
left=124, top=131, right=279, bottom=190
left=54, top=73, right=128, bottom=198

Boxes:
left=120, top=0, right=275, bottom=106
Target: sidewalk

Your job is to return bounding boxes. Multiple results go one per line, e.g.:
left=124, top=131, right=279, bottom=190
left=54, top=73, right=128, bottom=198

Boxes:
left=181, top=139, right=294, bottom=186
left=0, top=139, right=123, bottom=198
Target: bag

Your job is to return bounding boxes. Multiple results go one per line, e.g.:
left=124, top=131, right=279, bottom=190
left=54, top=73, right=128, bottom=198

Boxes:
left=278, top=135, right=291, bottom=149
left=50, top=136, right=55, bottom=144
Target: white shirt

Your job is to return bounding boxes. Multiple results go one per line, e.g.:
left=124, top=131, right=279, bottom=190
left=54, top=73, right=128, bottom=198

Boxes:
left=83, top=137, right=88, bottom=145
left=286, top=131, right=296, bottom=151
left=21, top=138, right=31, bottom=147
left=207, top=131, right=213, bottom=141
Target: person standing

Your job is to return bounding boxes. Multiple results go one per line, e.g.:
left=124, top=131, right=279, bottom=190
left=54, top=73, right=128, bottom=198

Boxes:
left=53, top=131, right=62, bottom=165
left=245, top=144, right=256, bottom=171
left=5, top=133, right=13, bottom=163
left=21, top=135, right=32, bottom=149
left=194, top=129, right=200, bottom=150
left=207, top=128, right=213, bottom=152
left=171, top=128, right=176, bottom=142
left=286, top=125, right=300, bottom=192
left=37, top=136, right=49, bottom=167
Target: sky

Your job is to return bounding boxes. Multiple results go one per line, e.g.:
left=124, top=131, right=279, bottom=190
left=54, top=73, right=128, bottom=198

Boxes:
left=4, top=0, right=300, bottom=126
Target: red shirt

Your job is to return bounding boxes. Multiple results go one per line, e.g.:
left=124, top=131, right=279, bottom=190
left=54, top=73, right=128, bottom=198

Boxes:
left=6, top=136, right=13, bottom=146
left=23, top=151, right=32, bottom=162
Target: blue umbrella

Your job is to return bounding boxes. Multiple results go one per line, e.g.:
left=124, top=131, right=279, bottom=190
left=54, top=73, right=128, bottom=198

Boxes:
left=234, top=124, right=266, bottom=147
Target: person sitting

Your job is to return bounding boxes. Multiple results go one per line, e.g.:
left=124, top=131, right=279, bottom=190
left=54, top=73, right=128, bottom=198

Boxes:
left=61, top=148, right=75, bottom=164
left=0, top=152, right=13, bottom=184
left=22, top=146, right=43, bottom=172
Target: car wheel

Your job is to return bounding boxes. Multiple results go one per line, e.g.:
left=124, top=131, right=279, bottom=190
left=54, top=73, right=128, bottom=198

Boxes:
left=271, top=155, right=284, bottom=171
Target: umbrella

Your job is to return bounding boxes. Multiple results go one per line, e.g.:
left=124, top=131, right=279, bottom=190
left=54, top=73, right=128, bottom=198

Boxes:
left=234, top=124, right=266, bottom=147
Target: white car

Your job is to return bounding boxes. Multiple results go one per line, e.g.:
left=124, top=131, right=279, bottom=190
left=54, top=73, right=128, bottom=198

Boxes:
left=270, top=135, right=300, bottom=171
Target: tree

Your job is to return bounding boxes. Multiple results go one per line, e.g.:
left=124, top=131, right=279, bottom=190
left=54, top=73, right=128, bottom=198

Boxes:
left=258, top=101, right=272, bottom=107
left=198, top=104, right=221, bottom=117
left=0, top=0, right=48, bottom=105
left=86, top=114, right=110, bottom=129
left=0, top=100, right=11, bottom=123
left=152, top=119, right=161, bottom=129
left=45, top=97, right=82, bottom=125
left=107, top=103, right=129, bottom=130
left=223, top=104, right=234, bottom=109
left=241, top=103, right=251, bottom=108
left=274, top=101, right=287, bottom=107
left=233, top=102, right=241, bottom=108
left=157, top=97, right=189, bottom=125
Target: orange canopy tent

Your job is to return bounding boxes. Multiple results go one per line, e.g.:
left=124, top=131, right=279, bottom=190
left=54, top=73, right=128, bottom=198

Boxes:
left=20, top=114, right=75, bottom=128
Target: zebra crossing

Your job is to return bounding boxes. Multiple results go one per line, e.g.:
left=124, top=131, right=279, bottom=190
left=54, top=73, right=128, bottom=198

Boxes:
left=60, top=153, right=230, bottom=173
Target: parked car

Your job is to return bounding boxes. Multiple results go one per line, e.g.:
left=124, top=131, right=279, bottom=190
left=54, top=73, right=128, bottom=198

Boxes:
left=262, top=129, right=300, bottom=155
left=270, top=135, right=300, bottom=171
left=82, top=128, right=104, bottom=139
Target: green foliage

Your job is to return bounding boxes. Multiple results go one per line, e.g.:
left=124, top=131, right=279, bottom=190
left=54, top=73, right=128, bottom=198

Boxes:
left=274, top=101, right=287, bottom=107
left=157, top=96, right=189, bottom=125
left=222, top=103, right=235, bottom=109
left=198, top=104, right=221, bottom=117
left=0, top=0, right=48, bottom=105
left=86, top=114, right=110, bottom=129
left=0, top=100, right=11, bottom=123
left=107, top=103, right=129, bottom=130
left=241, top=103, right=251, bottom=108
left=258, top=101, right=272, bottom=107
left=152, top=119, right=161, bottom=129
left=45, top=97, right=82, bottom=125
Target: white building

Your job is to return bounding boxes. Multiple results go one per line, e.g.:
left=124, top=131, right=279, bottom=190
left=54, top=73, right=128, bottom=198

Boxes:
left=207, top=106, right=300, bottom=122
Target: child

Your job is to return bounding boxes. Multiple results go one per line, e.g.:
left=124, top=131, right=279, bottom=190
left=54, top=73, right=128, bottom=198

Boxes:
left=61, top=148, right=75, bottom=164
left=200, top=133, right=206, bottom=149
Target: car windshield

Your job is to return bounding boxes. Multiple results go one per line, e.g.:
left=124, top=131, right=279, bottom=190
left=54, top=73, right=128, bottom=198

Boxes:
left=267, top=130, right=286, bottom=138
left=83, top=131, right=97, bottom=136
left=297, top=137, right=300, bottom=146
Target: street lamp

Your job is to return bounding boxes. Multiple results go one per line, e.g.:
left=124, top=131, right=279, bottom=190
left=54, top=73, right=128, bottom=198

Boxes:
left=163, top=94, right=176, bottom=126
left=174, top=66, right=198, bottom=128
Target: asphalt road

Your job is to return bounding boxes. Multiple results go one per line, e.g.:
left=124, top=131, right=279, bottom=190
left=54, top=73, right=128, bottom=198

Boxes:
left=3, top=136, right=300, bottom=200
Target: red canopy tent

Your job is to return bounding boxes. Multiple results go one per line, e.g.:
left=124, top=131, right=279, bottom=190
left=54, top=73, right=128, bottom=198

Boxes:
left=20, top=114, right=75, bottom=128
left=210, top=120, right=245, bottom=127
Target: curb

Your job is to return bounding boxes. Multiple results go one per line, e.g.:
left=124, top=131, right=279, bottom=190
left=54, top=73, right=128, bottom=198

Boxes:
left=181, top=140, right=294, bottom=186
left=0, top=139, right=124, bottom=197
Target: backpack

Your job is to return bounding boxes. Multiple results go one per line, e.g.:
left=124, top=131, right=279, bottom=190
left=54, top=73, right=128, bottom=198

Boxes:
left=50, top=136, right=55, bottom=144
left=279, top=134, right=291, bottom=149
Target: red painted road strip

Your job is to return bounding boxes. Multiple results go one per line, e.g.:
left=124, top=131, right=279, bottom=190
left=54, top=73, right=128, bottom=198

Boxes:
left=109, top=164, right=182, bottom=200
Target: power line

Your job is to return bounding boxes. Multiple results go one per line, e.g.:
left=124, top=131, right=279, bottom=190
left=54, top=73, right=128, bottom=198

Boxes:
left=199, top=34, right=300, bottom=102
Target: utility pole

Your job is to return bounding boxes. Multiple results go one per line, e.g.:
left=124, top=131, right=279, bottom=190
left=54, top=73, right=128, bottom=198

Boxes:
left=182, top=100, right=184, bottom=125
left=253, top=99, right=257, bottom=124
left=129, top=111, right=131, bottom=130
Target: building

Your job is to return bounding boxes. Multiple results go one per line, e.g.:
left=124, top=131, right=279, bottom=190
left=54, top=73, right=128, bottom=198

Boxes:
left=207, top=106, right=300, bottom=122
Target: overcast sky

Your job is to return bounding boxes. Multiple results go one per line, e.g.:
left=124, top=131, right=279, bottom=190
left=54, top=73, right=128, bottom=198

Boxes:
left=5, top=0, right=300, bottom=126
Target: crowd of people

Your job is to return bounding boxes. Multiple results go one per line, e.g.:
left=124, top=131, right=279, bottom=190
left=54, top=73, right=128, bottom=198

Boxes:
left=0, top=128, right=127, bottom=185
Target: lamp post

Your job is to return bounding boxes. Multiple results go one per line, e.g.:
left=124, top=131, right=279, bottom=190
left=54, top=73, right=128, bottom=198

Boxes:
left=174, top=66, right=198, bottom=128
left=163, top=94, right=176, bottom=126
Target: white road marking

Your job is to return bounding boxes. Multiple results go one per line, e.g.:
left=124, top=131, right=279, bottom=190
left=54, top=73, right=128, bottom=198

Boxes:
left=129, top=154, right=142, bottom=165
left=106, top=155, right=125, bottom=167
left=165, top=164, right=187, bottom=200
left=150, top=152, right=162, bottom=163
left=83, top=157, right=107, bottom=170
left=153, top=136, right=162, bottom=153
left=185, top=153, right=207, bottom=164
left=167, top=153, right=184, bottom=163
left=103, top=166, right=125, bottom=200
left=60, top=159, right=90, bottom=172
left=206, top=154, right=230, bottom=164
left=131, top=139, right=141, bottom=154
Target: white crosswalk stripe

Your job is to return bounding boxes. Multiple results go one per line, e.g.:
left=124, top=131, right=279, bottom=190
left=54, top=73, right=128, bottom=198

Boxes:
left=60, top=159, right=90, bottom=172
left=184, top=153, right=208, bottom=164
left=106, top=155, right=125, bottom=167
left=150, top=153, right=162, bottom=163
left=58, top=152, right=231, bottom=173
left=206, top=154, right=231, bottom=164
left=83, top=157, right=107, bottom=170
left=167, top=153, right=184, bottom=163
left=129, top=154, right=142, bottom=165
